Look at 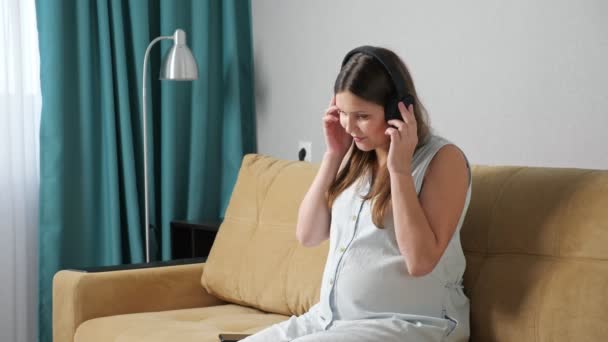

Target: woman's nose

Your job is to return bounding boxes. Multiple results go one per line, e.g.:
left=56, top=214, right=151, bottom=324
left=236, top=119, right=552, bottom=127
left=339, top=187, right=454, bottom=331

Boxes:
left=343, top=115, right=356, bottom=134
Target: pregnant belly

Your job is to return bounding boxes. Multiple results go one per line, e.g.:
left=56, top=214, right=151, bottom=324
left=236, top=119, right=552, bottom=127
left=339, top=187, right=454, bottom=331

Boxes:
left=334, top=253, right=443, bottom=318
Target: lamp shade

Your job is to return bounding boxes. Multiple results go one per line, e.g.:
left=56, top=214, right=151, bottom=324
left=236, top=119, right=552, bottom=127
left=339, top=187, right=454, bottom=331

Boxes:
left=159, top=29, right=198, bottom=80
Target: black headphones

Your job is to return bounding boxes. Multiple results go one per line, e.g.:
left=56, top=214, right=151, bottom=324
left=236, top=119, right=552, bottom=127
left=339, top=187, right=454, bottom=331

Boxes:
left=341, top=46, right=415, bottom=122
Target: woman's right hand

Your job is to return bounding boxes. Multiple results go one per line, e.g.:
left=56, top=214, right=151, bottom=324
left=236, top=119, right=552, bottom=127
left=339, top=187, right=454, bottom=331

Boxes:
left=323, top=95, right=352, bottom=158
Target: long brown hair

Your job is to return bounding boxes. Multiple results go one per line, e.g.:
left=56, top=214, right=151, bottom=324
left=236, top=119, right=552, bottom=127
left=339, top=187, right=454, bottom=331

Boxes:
left=327, top=47, right=431, bottom=228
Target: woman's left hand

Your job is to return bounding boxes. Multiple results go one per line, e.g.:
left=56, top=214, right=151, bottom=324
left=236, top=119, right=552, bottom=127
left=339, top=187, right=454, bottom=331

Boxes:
left=386, top=102, right=418, bottom=175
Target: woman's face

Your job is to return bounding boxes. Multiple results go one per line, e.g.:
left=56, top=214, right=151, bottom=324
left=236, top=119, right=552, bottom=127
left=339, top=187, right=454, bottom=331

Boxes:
left=335, top=91, right=390, bottom=152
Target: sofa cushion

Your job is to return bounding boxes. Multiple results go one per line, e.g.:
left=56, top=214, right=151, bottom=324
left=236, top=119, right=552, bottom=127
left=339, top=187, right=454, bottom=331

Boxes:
left=74, top=304, right=289, bottom=342
left=461, top=166, right=608, bottom=341
left=201, top=154, right=327, bottom=316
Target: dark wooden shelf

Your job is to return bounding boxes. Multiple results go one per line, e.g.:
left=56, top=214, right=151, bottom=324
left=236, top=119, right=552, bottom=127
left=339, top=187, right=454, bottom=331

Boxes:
left=171, top=220, right=222, bottom=260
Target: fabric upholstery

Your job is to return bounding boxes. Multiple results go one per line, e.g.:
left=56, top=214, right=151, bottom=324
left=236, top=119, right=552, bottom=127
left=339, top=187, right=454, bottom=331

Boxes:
left=53, top=263, right=225, bottom=342
left=54, top=154, right=608, bottom=341
left=201, top=154, right=328, bottom=317
left=461, top=166, right=608, bottom=341
left=74, top=304, right=288, bottom=342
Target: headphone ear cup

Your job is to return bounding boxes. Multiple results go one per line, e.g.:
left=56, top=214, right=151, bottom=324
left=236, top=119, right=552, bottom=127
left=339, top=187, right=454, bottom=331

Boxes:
left=385, top=97, right=401, bottom=122
left=401, top=94, right=415, bottom=108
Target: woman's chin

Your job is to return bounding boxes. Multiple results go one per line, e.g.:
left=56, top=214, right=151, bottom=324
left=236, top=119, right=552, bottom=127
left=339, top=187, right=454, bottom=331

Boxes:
left=355, top=140, right=373, bottom=151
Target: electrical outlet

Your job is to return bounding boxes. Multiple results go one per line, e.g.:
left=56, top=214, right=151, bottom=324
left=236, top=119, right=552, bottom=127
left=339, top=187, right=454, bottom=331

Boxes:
left=298, top=141, right=312, bottom=162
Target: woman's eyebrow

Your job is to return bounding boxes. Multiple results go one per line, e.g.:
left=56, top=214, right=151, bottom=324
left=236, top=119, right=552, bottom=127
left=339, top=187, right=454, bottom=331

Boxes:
left=338, top=109, right=368, bottom=114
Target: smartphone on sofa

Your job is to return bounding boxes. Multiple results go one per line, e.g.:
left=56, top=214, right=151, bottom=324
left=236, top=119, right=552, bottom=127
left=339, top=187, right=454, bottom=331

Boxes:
left=218, top=333, right=251, bottom=342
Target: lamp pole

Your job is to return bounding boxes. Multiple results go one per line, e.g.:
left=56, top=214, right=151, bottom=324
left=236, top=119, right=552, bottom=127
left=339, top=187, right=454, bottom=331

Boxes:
left=141, top=29, right=198, bottom=262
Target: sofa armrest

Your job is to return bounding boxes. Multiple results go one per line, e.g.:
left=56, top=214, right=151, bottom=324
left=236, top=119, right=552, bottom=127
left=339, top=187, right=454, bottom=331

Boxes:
left=53, top=260, right=226, bottom=342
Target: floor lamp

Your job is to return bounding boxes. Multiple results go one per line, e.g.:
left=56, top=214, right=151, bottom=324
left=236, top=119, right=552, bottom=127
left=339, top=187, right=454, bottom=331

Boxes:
left=142, top=29, right=198, bottom=262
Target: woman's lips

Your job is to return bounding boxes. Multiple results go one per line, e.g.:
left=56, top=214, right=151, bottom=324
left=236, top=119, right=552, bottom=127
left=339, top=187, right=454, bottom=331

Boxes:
left=353, top=137, right=366, bottom=142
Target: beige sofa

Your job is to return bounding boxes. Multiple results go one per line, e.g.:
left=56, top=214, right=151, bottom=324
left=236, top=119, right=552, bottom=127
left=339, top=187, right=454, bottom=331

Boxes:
left=53, top=153, right=608, bottom=341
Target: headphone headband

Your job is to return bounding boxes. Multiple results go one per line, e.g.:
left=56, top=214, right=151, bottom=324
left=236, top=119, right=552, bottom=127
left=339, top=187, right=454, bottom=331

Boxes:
left=340, top=46, right=415, bottom=123
left=340, top=45, right=407, bottom=98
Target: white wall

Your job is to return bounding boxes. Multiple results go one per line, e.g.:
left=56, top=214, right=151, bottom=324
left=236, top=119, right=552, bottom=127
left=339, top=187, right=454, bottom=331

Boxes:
left=252, top=0, right=608, bottom=169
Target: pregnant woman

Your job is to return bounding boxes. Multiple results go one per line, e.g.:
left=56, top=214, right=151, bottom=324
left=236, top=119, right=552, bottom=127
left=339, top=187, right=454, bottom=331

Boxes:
left=241, top=45, right=472, bottom=342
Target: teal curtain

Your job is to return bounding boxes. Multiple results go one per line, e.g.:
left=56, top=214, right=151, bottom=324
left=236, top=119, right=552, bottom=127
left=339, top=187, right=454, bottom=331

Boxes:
left=35, top=0, right=256, bottom=341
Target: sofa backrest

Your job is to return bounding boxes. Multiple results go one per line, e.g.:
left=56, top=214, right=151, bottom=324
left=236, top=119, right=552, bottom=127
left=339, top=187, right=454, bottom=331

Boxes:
left=201, top=154, right=327, bottom=316
left=461, top=165, right=608, bottom=341
left=202, top=154, right=608, bottom=341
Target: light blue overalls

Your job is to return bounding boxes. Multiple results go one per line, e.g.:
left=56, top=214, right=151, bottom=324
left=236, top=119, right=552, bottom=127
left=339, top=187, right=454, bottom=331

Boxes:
left=242, top=135, right=472, bottom=342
